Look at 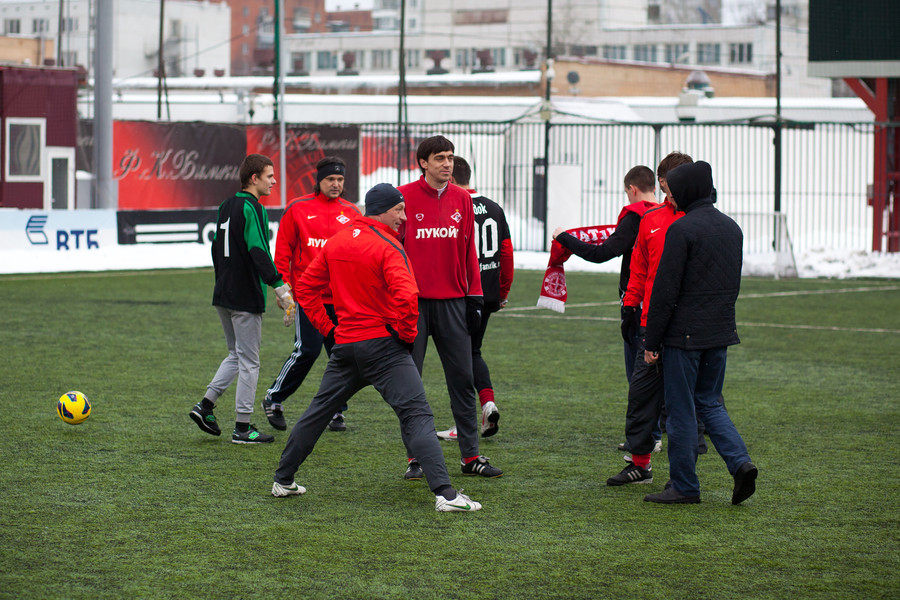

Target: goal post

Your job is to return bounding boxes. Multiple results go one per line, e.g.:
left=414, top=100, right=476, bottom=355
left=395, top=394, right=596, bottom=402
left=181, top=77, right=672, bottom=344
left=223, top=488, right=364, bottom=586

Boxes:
left=729, top=211, right=798, bottom=279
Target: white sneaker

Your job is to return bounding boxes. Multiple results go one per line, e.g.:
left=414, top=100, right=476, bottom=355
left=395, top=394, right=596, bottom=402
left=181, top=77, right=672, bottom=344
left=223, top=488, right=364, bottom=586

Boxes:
left=481, top=401, right=500, bottom=437
left=436, top=426, right=458, bottom=441
left=435, top=490, right=482, bottom=512
left=653, top=440, right=663, bottom=453
left=272, top=481, right=306, bottom=497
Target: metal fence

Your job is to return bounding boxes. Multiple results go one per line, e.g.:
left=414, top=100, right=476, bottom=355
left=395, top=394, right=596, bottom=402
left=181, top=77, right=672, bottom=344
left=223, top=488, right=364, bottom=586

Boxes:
left=358, top=119, right=881, bottom=260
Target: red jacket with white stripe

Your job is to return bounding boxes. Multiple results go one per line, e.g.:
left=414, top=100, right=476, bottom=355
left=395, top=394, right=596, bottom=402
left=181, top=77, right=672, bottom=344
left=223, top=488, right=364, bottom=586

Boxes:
left=273, top=192, right=361, bottom=301
left=297, top=216, right=419, bottom=345
left=623, top=198, right=683, bottom=326
left=397, top=177, right=483, bottom=300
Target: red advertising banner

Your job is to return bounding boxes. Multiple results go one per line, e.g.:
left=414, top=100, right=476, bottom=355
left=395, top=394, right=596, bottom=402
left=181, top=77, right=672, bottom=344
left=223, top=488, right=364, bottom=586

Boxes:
left=109, top=121, right=360, bottom=210
left=246, top=124, right=360, bottom=206
left=113, top=121, right=246, bottom=210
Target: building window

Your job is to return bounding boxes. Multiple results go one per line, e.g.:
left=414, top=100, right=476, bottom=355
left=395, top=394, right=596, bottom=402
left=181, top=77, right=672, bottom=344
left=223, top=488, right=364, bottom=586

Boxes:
left=317, top=51, right=337, bottom=70
left=60, top=51, right=77, bottom=66
left=665, top=43, right=690, bottom=64
left=729, top=43, right=753, bottom=64
left=371, top=49, right=392, bottom=70
left=61, top=17, right=77, bottom=32
left=5, top=118, right=45, bottom=182
left=633, top=44, right=657, bottom=63
left=4, top=19, right=21, bottom=34
left=406, top=49, right=420, bottom=68
left=32, top=18, right=49, bottom=34
left=492, top=48, right=506, bottom=67
left=242, top=43, right=249, bottom=56
left=647, top=4, right=661, bottom=23
left=242, top=25, right=250, bottom=36
left=602, top=45, right=626, bottom=60
left=697, top=43, right=720, bottom=65
left=243, top=7, right=249, bottom=17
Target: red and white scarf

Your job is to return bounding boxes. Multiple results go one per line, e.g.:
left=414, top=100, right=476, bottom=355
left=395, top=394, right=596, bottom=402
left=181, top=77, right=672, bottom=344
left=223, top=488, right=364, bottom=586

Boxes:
left=536, top=224, right=616, bottom=313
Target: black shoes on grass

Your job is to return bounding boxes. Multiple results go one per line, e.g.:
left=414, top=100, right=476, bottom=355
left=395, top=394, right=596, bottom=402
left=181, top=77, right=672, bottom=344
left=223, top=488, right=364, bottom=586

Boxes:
left=190, top=402, right=221, bottom=436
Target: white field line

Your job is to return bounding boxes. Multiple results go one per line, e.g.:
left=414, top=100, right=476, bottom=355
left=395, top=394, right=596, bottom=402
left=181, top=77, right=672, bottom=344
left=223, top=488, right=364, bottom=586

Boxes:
left=499, top=285, right=900, bottom=334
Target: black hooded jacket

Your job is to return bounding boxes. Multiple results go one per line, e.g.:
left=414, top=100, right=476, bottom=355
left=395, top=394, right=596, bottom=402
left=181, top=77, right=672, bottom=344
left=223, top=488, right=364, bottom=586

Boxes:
left=643, top=161, right=742, bottom=352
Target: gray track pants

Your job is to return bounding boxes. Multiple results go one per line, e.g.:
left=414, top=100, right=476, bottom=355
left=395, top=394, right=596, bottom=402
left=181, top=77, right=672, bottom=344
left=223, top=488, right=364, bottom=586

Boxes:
left=411, top=298, right=479, bottom=460
left=275, top=336, right=452, bottom=492
left=206, top=306, right=263, bottom=423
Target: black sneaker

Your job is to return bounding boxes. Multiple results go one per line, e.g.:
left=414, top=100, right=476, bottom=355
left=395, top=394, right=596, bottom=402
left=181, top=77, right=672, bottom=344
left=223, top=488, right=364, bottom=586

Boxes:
left=190, top=402, right=221, bottom=436
left=328, top=412, right=346, bottom=432
left=644, top=487, right=701, bottom=504
left=263, top=398, right=286, bottom=431
left=732, top=461, right=758, bottom=505
left=606, top=463, right=653, bottom=486
left=461, top=456, right=503, bottom=478
left=231, top=424, right=274, bottom=444
left=404, top=460, right=423, bottom=480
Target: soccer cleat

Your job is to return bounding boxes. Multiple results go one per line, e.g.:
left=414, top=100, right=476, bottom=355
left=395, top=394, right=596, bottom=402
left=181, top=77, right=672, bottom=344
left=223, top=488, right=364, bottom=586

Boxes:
left=732, top=461, right=758, bottom=505
left=606, top=463, right=653, bottom=486
left=617, top=442, right=631, bottom=452
left=231, top=424, right=274, bottom=444
left=435, top=490, right=482, bottom=512
left=263, top=398, right=286, bottom=431
left=190, top=402, right=221, bottom=436
left=272, top=481, right=306, bottom=497
left=436, top=426, right=458, bottom=441
left=644, top=487, right=701, bottom=504
left=653, top=439, right=663, bottom=453
left=328, top=412, right=346, bottom=432
left=481, top=401, right=500, bottom=437
left=404, top=460, right=423, bottom=480
left=461, top=456, right=503, bottom=478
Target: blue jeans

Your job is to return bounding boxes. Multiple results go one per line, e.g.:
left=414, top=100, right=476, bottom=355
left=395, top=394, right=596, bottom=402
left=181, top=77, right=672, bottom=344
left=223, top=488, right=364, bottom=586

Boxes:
left=663, top=346, right=750, bottom=497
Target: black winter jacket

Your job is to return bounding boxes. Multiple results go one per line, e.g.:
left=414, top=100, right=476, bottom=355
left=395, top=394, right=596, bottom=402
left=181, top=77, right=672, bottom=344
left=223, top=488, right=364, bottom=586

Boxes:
left=643, top=161, right=742, bottom=352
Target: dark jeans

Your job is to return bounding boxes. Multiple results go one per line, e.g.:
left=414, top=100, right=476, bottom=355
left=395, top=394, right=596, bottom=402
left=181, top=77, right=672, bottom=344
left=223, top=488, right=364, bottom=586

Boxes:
left=663, top=346, right=751, bottom=497
left=275, top=336, right=451, bottom=491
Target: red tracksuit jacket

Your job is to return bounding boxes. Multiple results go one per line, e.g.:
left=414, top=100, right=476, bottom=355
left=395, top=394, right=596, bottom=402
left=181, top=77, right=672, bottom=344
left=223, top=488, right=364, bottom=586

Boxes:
left=297, top=216, right=419, bottom=345
left=273, top=192, right=361, bottom=300
left=623, top=198, right=684, bottom=326
left=397, top=177, right=483, bottom=300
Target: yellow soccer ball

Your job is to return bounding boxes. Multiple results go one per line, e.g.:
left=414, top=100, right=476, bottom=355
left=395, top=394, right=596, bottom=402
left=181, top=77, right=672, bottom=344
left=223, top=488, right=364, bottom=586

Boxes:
left=57, top=391, right=91, bottom=425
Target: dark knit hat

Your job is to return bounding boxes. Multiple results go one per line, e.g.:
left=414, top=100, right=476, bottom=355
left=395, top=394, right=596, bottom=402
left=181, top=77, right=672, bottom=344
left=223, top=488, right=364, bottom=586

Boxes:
left=316, top=161, right=346, bottom=183
left=365, top=183, right=404, bottom=216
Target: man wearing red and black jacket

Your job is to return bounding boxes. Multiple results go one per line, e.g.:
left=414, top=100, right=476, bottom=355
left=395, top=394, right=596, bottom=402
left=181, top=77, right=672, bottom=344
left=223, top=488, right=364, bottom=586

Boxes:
left=272, top=184, right=483, bottom=512
left=607, top=153, right=692, bottom=486
left=436, top=156, right=514, bottom=441
left=263, top=157, right=361, bottom=433
left=397, top=136, right=503, bottom=480
left=552, top=165, right=658, bottom=383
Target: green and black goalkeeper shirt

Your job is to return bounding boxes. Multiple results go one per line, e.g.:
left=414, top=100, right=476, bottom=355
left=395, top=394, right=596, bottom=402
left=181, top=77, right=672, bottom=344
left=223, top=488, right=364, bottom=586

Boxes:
left=211, top=191, right=285, bottom=313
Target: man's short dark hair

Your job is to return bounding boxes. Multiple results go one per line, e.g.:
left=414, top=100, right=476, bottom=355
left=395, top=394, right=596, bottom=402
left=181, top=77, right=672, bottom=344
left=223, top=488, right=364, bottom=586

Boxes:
left=623, top=165, right=655, bottom=193
left=313, top=156, right=346, bottom=194
left=416, top=135, right=455, bottom=173
left=239, top=154, right=274, bottom=189
left=452, top=156, right=471, bottom=187
left=657, top=152, right=693, bottom=180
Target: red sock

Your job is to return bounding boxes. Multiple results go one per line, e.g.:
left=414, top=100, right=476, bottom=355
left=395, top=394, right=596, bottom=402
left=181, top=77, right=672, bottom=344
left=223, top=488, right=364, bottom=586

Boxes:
left=631, top=453, right=651, bottom=469
left=463, top=455, right=480, bottom=464
left=478, top=388, right=495, bottom=407
left=408, top=457, right=416, bottom=464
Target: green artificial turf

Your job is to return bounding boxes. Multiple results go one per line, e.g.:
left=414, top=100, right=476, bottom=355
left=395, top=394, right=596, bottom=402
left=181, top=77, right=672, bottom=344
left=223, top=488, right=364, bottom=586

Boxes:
left=1, top=269, right=898, bottom=599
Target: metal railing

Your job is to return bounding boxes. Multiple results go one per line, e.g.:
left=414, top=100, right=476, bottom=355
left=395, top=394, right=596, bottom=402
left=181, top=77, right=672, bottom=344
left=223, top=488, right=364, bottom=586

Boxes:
left=358, top=119, right=882, bottom=257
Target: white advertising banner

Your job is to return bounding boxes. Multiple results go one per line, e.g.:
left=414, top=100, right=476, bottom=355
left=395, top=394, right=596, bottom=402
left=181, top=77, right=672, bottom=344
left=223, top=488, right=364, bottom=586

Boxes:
left=0, top=209, right=214, bottom=274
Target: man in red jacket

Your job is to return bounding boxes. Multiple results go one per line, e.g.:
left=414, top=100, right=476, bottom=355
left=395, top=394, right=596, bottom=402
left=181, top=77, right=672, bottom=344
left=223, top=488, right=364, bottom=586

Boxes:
left=263, top=157, right=361, bottom=433
left=271, top=183, right=482, bottom=512
left=607, top=152, right=693, bottom=486
left=397, top=136, right=503, bottom=480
